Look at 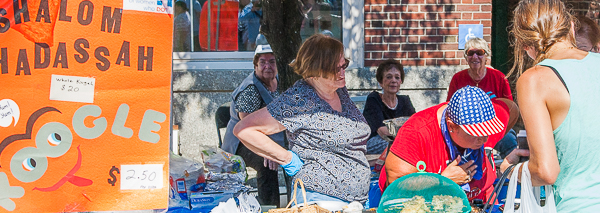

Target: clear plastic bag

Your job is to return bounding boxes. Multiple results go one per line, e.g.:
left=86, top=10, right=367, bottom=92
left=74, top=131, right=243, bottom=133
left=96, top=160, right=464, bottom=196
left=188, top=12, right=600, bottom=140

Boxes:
left=201, top=148, right=247, bottom=191
left=202, top=148, right=246, bottom=176
left=237, top=192, right=261, bottom=213
left=169, top=153, right=206, bottom=209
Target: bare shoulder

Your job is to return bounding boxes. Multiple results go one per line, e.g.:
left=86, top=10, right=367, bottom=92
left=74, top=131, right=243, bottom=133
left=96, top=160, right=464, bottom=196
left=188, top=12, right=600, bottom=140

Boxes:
left=516, top=65, right=559, bottom=91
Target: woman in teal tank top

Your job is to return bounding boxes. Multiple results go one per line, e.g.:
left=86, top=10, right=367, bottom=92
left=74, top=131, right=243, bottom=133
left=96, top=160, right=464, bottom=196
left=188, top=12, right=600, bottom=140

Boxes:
left=501, top=0, right=600, bottom=211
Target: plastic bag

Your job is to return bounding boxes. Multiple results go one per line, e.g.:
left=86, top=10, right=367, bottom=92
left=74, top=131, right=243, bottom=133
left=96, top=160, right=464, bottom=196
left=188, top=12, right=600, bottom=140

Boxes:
left=210, top=197, right=240, bottom=213
left=202, top=148, right=246, bottom=175
left=237, top=192, right=261, bottom=213
left=504, top=161, right=556, bottom=213
left=169, top=153, right=206, bottom=209
left=201, top=148, right=247, bottom=188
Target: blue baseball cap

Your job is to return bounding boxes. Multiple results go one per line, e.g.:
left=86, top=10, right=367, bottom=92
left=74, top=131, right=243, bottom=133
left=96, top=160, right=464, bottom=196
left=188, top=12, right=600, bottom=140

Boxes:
left=447, top=86, right=504, bottom=137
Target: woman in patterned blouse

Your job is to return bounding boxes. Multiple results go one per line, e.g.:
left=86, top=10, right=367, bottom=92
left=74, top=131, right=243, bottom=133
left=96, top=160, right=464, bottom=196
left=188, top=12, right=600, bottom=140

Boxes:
left=234, top=34, right=371, bottom=204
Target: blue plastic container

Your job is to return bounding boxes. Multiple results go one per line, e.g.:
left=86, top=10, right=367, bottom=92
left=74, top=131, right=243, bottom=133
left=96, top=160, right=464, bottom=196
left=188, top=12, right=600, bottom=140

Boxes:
left=366, top=179, right=382, bottom=209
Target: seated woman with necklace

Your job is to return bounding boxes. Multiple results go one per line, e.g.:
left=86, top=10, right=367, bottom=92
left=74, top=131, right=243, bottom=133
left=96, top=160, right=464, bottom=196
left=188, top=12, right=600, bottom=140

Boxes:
left=447, top=37, right=517, bottom=158
left=363, top=59, right=416, bottom=154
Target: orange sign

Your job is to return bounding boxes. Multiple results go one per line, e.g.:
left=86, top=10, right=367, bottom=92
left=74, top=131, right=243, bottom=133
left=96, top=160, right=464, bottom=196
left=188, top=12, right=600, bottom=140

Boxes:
left=0, top=0, right=172, bottom=212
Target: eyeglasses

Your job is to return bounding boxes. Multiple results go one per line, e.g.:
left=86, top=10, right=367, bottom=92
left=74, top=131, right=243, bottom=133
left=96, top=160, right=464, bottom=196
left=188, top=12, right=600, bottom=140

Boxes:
left=467, top=49, right=486, bottom=57
left=258, top=60, right=276, bottom=67
left=337, top=58, right=350, bottom=71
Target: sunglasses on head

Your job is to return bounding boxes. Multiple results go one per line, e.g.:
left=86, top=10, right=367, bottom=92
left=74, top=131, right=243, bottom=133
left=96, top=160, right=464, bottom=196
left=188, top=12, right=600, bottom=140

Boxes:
left=467, top=49, right=486, bottom=56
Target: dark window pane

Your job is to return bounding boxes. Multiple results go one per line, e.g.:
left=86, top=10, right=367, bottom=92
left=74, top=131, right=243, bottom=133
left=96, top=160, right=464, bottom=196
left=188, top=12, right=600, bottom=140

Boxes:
left=173, top=0, right=344, bottom=52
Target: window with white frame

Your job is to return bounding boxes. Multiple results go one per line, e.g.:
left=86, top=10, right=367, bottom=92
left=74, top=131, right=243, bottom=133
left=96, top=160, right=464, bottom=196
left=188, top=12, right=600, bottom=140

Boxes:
left=172, top=0, right=363, bottom=70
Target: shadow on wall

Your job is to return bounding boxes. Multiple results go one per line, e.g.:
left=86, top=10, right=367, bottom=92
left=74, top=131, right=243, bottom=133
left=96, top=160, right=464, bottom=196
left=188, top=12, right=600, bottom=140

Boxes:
left=345, top=65, right=463, bottom=111
left=171, top=69, right=253, bottom=161
left=343, top=0, right=364, bottom=68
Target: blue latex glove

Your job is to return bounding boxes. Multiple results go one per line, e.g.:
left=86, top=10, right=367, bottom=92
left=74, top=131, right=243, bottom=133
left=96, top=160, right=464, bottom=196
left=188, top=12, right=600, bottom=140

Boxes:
left=486, top=91, right=497, bottom=99
left=281, top=150, right=304, bottom=176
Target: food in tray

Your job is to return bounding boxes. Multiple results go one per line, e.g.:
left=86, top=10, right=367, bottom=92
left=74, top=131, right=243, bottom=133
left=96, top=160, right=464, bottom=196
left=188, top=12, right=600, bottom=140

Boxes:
left=401, top=195, right=428, bottom=213
left=431, top=195, right=463, bottom=213
left=382, top=195, right=465, bottom=213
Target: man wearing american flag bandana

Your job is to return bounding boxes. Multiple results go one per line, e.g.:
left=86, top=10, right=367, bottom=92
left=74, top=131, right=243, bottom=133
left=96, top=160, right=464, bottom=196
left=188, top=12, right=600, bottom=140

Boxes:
left=379, top=86, right=519, bottom=202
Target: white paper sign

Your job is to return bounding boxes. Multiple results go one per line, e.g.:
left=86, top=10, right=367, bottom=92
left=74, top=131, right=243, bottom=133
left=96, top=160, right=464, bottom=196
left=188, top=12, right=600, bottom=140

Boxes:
left=123, top=0, right=173, bottom=14
left=49, top=74, right=95, bottom=103
left=0, top=99, right=19, bottom=127
left=120, top=164, right=164, bottom=190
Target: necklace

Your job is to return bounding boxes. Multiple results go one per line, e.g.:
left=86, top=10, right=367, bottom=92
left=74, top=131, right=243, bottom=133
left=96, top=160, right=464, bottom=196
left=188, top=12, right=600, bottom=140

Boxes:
left=545, top=46, right=575, bottom=58
left=473, top=78, right=482, bottom=87
left=383, top=96, right=397, bottom=110
left=469, top=68, right=486, bottom=87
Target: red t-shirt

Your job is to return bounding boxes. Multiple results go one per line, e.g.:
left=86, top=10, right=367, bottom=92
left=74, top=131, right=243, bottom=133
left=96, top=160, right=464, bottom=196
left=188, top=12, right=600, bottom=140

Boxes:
left=447, top=67, right=513, bottom=101
left=379, top=101, right=509, bottom=202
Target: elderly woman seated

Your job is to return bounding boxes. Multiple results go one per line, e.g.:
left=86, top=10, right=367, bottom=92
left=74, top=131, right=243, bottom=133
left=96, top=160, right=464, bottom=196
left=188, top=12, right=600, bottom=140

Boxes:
left=447, top=37, right=517, bottom=158
left=362, top=59, right=415, bottom=154
left=234, top=34, right=371, bottom=204
left=222, top=44, right=282, bottom=206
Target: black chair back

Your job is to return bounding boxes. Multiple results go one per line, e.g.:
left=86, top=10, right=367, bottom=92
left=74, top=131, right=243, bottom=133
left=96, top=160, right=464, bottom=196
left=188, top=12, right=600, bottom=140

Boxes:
left=215, top=102, right=231, bottom=147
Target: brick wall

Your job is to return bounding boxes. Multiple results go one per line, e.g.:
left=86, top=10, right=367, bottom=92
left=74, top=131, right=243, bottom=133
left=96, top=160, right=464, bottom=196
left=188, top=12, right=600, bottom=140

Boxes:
left=364, top=0, right=492, bottom=67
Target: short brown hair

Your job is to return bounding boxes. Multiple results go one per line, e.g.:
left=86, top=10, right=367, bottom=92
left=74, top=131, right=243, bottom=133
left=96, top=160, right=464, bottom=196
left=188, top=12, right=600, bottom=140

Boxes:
left=575, top=15, right=600, bottom=53
left=290, top=34, right=345, bottom=79
left=376, top=59, right=405, bottom=84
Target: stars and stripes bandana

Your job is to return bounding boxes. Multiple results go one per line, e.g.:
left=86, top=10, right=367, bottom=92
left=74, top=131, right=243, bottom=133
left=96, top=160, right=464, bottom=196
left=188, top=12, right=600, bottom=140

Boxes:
left=447, top=86, right=504, bottom=137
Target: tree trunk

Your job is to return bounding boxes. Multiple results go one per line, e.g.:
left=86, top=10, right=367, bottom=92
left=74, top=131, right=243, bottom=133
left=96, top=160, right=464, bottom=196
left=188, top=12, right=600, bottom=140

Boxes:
left=261, top=0, right=304, bottom=91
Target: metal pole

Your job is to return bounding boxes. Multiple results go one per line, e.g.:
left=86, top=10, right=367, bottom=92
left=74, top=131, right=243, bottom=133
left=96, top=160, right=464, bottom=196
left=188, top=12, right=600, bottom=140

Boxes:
left=215, top=0, right=221, bottom=51
left=189, top=0, right=194, bottom=51
left=207, top=0, right=211, bottom=51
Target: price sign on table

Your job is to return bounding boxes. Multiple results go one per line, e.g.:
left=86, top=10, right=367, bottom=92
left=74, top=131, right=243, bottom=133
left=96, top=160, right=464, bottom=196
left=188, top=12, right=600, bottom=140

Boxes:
left=120, top=164, right=164, bottom=190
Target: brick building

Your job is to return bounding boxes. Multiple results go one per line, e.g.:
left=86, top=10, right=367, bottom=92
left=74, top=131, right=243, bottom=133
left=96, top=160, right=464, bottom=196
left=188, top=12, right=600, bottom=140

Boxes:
left=364, top=0, right=493, bottom=67
left=363, top=0, right=598, bottom=69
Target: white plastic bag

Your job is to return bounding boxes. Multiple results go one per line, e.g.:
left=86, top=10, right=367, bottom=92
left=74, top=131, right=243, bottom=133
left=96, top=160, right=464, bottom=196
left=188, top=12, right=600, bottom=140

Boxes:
left=237, top=192, right=261, bottom=213
left=504, top=161, right=556, bottom=213
left=210, top=197, right=240, bottom=213
left=168, top=153, right=206, bottom=209
left=202, top=148, right=247, bottom=183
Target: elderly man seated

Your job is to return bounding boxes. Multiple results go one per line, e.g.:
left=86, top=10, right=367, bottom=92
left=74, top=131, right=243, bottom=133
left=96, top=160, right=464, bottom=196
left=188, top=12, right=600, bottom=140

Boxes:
left=380, top=86, right=518, bottom=202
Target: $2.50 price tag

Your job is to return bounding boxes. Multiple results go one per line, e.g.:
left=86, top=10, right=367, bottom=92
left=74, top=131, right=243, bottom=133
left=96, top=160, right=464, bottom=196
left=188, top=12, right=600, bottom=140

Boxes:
left=120, top=164, right=164, bottom=190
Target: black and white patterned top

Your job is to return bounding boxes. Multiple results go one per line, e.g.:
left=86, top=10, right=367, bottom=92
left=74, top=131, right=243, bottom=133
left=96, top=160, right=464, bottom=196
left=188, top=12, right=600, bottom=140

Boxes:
left=235, top=84, right=280, bottom=114
left=267, top=79, right=371, bottom=202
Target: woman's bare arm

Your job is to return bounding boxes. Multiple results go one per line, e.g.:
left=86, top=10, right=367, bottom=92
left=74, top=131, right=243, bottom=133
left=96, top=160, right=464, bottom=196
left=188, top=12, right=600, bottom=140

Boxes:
left=516, top=66, right=564, bottom=186
left=233, top=108, right=291, bottom=165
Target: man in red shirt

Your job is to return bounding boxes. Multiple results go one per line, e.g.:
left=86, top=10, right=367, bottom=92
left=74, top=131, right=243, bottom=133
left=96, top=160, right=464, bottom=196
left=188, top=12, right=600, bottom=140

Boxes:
left=380, top=86, right=516, bottom=202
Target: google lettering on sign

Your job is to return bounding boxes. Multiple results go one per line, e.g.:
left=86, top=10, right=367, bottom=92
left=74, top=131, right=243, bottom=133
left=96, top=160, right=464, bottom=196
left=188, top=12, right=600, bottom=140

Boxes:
left=0, top=0, right=173, bottom=211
